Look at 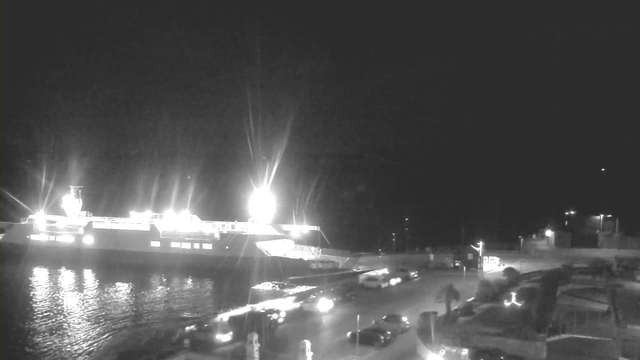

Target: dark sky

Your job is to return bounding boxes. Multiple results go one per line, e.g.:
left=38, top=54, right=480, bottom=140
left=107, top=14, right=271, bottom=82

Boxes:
left=2, top=2, right=638, bottom=248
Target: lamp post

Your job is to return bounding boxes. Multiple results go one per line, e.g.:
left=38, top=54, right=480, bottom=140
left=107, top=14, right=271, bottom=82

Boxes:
left=519, top=236, right=524, bottom=253
left=392, top=232, right=396, bottom=254
left=471, top=240, right=484, bottom=273
left=404, top=217, right=410, bottom=253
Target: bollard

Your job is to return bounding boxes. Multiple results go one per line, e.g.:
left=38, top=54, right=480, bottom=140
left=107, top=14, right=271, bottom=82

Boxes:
left=298, top=339, right=312, bottom=360
left=246, top=332, right=260, bottom=360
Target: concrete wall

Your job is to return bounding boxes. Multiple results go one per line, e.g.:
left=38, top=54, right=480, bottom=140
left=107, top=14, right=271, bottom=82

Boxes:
left=354, top=254, right=434, bottom=270
left=598, top=234, right=640, bottom=250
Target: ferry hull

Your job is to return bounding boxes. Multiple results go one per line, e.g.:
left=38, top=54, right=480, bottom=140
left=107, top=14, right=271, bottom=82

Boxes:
left=0, top=222, right=347, bottom=275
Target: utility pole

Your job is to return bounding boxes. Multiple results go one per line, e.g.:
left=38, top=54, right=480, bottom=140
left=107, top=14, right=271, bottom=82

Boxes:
left=392, top=232, right=396, bottom=254
left=404, top=217, right=410, bottom=253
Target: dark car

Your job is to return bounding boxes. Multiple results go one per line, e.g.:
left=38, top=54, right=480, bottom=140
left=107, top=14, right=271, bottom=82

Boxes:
left=347, top=327, right=393, bottom=347
left=184, top=319, right=234, bottom=348
left=373, top=314, right=410, bottom=335
left=228, top=309, right=284, bottom=334
left=327, top=285, right=357, bottom=303
left=395, top=267, right=418, bottom=281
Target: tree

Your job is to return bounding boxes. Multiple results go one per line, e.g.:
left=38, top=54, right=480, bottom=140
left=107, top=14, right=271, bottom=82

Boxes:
left=502, top=267, right=521, bottom=286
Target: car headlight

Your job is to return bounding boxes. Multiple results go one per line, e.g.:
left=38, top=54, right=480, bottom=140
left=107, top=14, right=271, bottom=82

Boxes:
left=185, top=325, right=196, bottom=332
left=316, top=297, right=334, bottom=313
left=402, top=316, right=408, bottom=322
left=215, top=331, right=233, bottom=343
left=279, top=311, right=286, bottom=318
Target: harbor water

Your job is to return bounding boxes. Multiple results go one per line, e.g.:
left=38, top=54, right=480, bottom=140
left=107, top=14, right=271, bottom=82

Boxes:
left=0, top=252, right=302, bottom=360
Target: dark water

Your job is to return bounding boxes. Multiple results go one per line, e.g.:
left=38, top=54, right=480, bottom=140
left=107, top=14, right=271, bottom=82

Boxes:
left=0, top=257, right=293, bottom=360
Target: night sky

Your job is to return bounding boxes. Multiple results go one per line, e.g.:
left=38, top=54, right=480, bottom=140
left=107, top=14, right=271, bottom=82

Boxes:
left=2, top=2, right=638, bottom=250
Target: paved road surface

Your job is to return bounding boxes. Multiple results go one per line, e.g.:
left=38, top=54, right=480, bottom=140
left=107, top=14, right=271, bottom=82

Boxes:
left=272, top=270, right=482, bottom=360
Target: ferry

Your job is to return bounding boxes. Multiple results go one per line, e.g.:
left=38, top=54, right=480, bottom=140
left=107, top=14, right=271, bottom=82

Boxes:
left=0, top=186, right=354, bottom=272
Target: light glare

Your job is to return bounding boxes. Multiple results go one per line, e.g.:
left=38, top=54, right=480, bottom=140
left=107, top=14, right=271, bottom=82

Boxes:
left=316, top=297, right=334, bottom=313
left=249, top=188, right=276, bottom=223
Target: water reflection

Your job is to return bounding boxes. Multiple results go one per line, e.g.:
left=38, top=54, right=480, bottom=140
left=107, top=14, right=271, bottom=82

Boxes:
left=10, top=263, right=265, bottom=360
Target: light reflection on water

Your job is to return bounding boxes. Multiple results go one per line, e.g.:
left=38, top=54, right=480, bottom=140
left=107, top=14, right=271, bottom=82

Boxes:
left=1, top=262, right=283, bottom=360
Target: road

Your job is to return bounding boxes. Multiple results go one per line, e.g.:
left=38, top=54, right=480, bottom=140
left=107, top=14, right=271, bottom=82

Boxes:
left=270, top=270, right=483, bottom=360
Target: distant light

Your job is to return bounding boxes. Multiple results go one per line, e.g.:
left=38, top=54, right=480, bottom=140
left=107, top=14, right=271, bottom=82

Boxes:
left=545, top=229, right=554, bottom=237
left=248, top=188, right=276, bottom=224
left=565, top=212, right=569, bottom=215
left=601, top=168, right=606, bottom=172
left=570, top=211, right=576, bottom=215
left=57, top=235, right=75, bottom=243
left=607, top=214, right=613, bottom=218
left=405, top=217, right=409, bottom=221
left=82, top=235, right=94, bottom=245
left=30, top=234, right=49, bottom=241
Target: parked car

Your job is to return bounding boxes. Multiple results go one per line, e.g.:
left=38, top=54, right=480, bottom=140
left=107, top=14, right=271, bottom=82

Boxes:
left=373, top=314, right=410, bottom=335
left=360, top=275, right=389, bottom=289
left=347, top=327, right=393, bottom=347
left=395, top=267, right=418, bottom=281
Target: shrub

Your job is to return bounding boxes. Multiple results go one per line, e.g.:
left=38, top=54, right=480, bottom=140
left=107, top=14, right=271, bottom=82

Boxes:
left=475, top=279, right=498, bottom=303
left=502, top=267, right=521, bottom=286
left=454, top=301, right=475, bottom=317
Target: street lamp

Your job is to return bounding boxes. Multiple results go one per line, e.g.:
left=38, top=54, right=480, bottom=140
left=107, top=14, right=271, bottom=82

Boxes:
left=545, top=229, right=554, bottom=237
left=471, top=240, right=484, bottom=271
left=564, top=210, right=576, bottom=227
left=392, top=232, right=396, bottom=254
left=598, top=214, right=612, bottom=232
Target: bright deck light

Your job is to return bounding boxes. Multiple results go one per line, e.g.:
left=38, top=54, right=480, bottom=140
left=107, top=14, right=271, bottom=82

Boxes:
left=249, top=188, right=276, bottom=223
left=545, top=229, right=554, bottom=237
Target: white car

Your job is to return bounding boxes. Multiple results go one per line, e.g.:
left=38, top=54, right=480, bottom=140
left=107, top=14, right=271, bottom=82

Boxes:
left=360, top=275, right=390, bottom=289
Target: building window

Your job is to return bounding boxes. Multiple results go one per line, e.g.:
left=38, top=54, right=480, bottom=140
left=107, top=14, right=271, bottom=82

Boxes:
left=151, top=241, right=161, bottom=247
left=171, top=242, right=181, bottom=248
left=203, top=243, right=212, bottom=250
left=194, top=243, right=201, bottom=249
left=181, top=242, right=191, bottom=249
